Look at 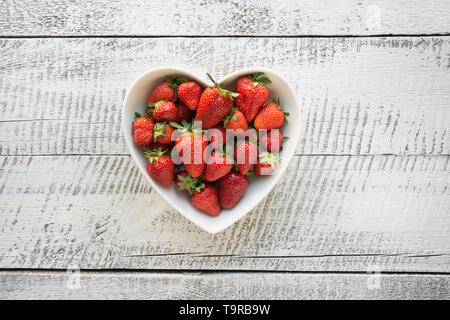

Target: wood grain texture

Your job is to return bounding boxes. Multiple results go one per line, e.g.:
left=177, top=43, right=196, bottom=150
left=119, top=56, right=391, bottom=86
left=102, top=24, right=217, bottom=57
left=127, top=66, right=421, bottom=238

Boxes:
left=1, top=0, right=450, bottom=36
left=1, top=271, right=449, bottom=300
left=1, top=37, right=449, bottom=156
left=1, top=154, right=449, bottom=272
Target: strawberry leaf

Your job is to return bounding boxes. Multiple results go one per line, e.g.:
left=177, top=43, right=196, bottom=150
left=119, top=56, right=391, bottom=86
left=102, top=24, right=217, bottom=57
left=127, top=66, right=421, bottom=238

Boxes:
left=223, top=107, right=237, bottom=126
left=144, top=147, right=167, bottom=163
left=245, top=170, right=255, bottom=177
left=134, top=112, right=142, bottom=120
left=194, top=182, right=206, bottom=193
left=153, top=122, right=169, bottom=142
left=248, top=72, right=272, bottom=87
left=176, top=173, right=201, bottom=195
left=259, top=152, right=280, bottom=168
left=174, top=77, right=190, bottom=85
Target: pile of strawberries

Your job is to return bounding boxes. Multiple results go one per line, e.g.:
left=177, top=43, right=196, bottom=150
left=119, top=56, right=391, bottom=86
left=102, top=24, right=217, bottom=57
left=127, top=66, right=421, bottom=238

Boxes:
left=133, top=72, right=288, bottom=216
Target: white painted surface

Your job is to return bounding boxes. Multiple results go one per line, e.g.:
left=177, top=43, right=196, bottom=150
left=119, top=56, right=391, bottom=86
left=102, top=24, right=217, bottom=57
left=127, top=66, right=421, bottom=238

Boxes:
left=1, top=0, right=450, bottom=36
left=1, top=271, right=449, bottom=300
left=1, top=155, right=449, bottom=272
left=1, top=38, right=449, bottom=156
left=0, top=0, right=449, bottom=300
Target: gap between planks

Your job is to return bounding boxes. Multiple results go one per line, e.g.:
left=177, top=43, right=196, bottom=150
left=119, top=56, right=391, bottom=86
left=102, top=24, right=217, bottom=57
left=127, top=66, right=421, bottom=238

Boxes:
left=1, top=269, right=449, bottom=276
left=2, top=33, right=450, bottom=39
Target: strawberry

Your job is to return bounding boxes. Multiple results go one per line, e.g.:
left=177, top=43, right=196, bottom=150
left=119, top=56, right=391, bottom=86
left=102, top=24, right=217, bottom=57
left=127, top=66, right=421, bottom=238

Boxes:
left=178, top=81, right=202, bottom=111
left=254, top=101, right=289, bottom=130
left=234, top=141, right=258, bottom=175
left=259, top=130, right=283, bottom=152
left=150, top=101, right=177, bottom=122
left=133, top=116, right=155, bottom=147
left=172, top=121, right=208, bottom=178
left=254, top=152, right=279, bottom=176
left=217, top=171, right=248, bottom=209
left=174, top=101, right=195, bottom=123
left=235, top=73, right=270, bottom=122
left=191, top=184, right=221, bottom=216
left=144, top=148, right=174, bottom=186
left=148, top=141, right=169, bottom=152
left=203, top=151, right=233, bottom=182
left=147, top=80, right=176, bottom=104
left=207, top=125, right=227, bottom=149
left=153, top=122, right=175, bottom=144
left=195, top=73, right=239, bottom=129
left=223, top=108, right=248, bottom=132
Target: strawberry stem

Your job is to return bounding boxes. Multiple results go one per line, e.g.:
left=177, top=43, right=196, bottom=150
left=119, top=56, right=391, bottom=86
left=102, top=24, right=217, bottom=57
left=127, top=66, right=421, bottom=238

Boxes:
left=206, top=73, right=239, bottom=100
left=206, top=73, right=216, bottom=84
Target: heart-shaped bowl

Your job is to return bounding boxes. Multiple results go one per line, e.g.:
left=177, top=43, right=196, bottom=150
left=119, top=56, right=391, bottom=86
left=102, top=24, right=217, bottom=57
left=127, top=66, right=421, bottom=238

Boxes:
left=122, top=67, right=300, bottom=233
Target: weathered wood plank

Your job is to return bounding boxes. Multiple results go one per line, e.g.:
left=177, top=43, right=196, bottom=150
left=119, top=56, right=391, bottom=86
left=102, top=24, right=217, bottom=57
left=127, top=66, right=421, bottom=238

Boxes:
left=1, top=271, right=448, bottom=300
left=1, top=155, right=449, bottom=272
left=1, top=37, right=449, bottom=156
left=1, top=0, right=450, bottom=36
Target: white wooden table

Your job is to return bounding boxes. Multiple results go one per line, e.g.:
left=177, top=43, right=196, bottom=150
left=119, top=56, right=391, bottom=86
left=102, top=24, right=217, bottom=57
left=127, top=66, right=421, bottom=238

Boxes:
left=1, top=0, right=449, bottom=299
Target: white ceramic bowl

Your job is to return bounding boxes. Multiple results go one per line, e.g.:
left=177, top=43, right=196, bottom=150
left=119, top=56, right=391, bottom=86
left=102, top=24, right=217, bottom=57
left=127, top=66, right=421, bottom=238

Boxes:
left=122, top=67, right=300, bottom=233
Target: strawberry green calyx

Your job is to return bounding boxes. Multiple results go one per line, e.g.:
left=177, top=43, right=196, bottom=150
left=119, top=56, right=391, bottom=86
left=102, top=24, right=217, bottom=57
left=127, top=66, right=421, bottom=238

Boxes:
left=259, top=152, right=280, bottom=168
left=248, top=72, right=272, bottom=87
left=245, top=170, right=255, bottom=177
left=174, top=77, right=190, bottom=85
left=134, top=112, right=142, bottom=120
left=223, top=107, right=238, bottom=126
left=280, top=136, right=289, bottom=151
left=134, top=112, right=152, bottom=120
left=206, top=73, right=239, bottom=100
left=144, top=147, right=167, bottom=163
left=148, top=100, right=166, bottom=109
left=176, top=173, right=203, bottom=195
left=170, top=119, right=191, bottom=133
left=164, top=76, right=180, bottom=90
left=170, top=119, right=204, bottom=135
left=153, top=122, right=169, bottom=142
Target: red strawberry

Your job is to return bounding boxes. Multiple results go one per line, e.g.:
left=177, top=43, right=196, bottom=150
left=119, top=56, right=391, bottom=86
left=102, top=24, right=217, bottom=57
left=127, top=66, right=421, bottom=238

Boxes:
left=223, top=108, right=248, bottom=132
left=254, top=101, right=288, bottom=130
left=260, top=130, right=283, bottom=152
left=148, top=141, right=169, bottom=152
left=150, top=101, right=177, bottom=122
left=195, top=73, right=238, bottom=129
left=191, top=184, right=221, bottom=216
left=133, top=116, right=155, bottom=147
left=178, top=81, right=202, bottom=110
left=234, top=141, right=258, bottom=175
left=172, top=121, right=208, bottom=178
left=218, top=171, right=248, bottom=209
left=235, top=73, right=270, bottom=122
left=147, top=80, right=176, bottom=104
left=203, top=152, right=233, bottom=182
left=254, top=152, right=279, bottom=176
left=144, top=148, right=174, bottom=186
left=207, top=125, right=227, bottom=149
left=174, top=101, right=195, bottom=123
left=153, top=122, right=175, bottom=144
